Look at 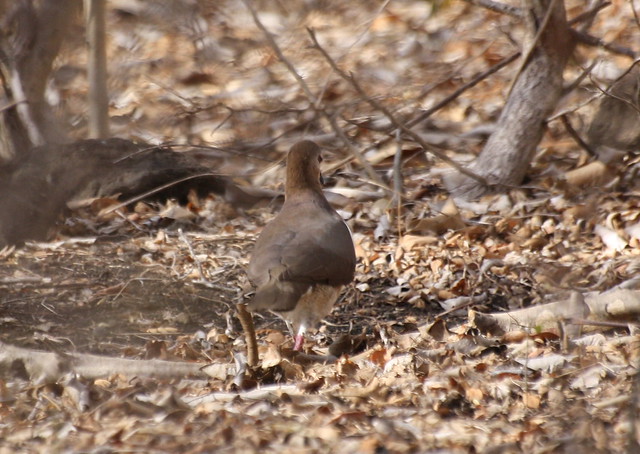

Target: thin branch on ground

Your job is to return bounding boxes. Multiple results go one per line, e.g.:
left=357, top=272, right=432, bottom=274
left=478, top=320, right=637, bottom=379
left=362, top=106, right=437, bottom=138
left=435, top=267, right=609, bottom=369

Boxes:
left=0, top=341, right=208, bottom=381
left=568, top=319, right=640, bottom=328
left=307, top=28, right=488, bottom=187
left=98, top=173, right=226, bottom=217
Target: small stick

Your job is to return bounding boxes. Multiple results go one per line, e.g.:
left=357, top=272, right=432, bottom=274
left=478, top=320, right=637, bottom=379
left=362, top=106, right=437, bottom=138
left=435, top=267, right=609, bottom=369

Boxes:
left=179, top=229, right=205, bottom=280
left=561, top=59, right=598, bottom=97
left=569, top=0, right=610, bottom=28
left=236, top=303, right=259, bottom=367
left=463, top=0, right=523, bottom=18
left=393, top=129, right=403, bottom=238
left=98, top=172, right=223, bottom=217
left=589, top=65, right=640, bottom=115
left=560, top=115, right=597, bottom=157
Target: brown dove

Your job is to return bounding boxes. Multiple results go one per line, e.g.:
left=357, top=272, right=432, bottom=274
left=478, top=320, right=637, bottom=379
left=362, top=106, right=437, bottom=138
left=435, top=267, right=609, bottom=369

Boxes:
left=247, top=140, right=356, bottom=351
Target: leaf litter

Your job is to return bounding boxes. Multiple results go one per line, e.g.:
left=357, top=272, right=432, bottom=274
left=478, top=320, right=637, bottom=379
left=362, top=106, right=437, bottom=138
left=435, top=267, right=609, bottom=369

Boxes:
left=1, top=0, right=640, bottom=452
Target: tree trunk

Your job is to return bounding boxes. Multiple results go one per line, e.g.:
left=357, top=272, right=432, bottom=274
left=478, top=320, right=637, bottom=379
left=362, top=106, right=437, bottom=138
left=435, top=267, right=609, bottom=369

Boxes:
left=445, top=0, right=574, bottom=199
left=84, top=0, right=110, bottom=138
left=0, top=0, right=80, bottom=159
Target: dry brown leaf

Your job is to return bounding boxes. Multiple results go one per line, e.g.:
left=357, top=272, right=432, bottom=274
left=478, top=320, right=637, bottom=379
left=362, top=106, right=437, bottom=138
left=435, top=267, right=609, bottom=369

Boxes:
left=369, top=347, right=389, bottom=368
left=1, top=1, right=639, bottom=452
left=261, top=343, right=283, bottom=369
left=465, top=387, right=484, bottom=404
left=594, top=224, right=628, bottom=251
left=522, top=392, right=541, bottom=409
left=407, top=214, right=465, bottom=235
left=398, top=234, right=438, bottom=250
left=565, top=161, right=615, bottom=187
left=336, top=357, right=359, bottom=378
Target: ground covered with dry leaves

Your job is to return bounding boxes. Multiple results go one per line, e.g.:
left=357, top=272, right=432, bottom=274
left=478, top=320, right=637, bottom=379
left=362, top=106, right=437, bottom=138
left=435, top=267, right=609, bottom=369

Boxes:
left=1, top=0, right=640, bottom=452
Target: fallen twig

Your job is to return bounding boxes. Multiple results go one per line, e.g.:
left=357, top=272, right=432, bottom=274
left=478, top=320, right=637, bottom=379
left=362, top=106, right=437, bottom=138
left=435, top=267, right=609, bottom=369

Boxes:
left=179, top=228, right=205, bottom=281
left=0, top=341, right=207, bottom=382
left=185, top=383, right=301, bottom=407
left=463, top=0, right=522, bottom=17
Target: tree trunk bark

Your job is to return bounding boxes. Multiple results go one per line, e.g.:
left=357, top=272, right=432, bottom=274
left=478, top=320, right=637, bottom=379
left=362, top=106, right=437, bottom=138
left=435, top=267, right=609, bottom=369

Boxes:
left=85, top=0, right=110, bottom=138
left=0, top=0, right=80, bottom=158
left=445, top=0, right=574, bottom=199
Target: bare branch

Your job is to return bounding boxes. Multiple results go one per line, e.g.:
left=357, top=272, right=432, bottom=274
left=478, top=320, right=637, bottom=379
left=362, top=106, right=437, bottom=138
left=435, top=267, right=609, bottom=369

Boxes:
left=562, top=59, right=598, bottom=96
left=241, top=0, right=386, bottom=191
left=314, top=47, right=519, bottom=178
left=589, top=60, right=640, bottom=115
left=408, top=52, right=519, bottom=128
left=572, top=29, right=638, bottom=59
left=632, top=0, right=640, bottom=30
left=466, top=0, right=632, bottom=60
left=307, top=28, right=488, bottom=187
left=462, top=0, right=523, bottom=17
left=560, top=115, right=596, bottom=157
left=465, top=0, right=610, bottom=26
left=568, top=1, right=610, bottom=28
